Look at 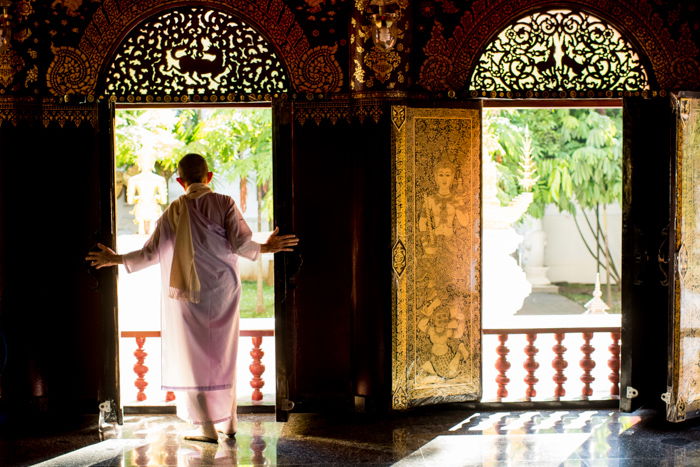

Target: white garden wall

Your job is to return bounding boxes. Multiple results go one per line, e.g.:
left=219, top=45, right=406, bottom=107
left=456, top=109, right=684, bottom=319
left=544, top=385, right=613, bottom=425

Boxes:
left=540, top=203, right=622, bottom=284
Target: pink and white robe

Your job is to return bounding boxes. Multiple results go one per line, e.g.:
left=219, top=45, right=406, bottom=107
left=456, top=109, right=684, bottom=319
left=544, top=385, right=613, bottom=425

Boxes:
left=122, top=185, right=259, bottom=426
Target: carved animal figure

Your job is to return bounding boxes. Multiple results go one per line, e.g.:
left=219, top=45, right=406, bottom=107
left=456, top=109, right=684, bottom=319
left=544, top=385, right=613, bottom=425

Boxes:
left=562, top=53, right=586, bottom=75
left=535, top=44, right=557, bottom=74
left=169, top=41, right=225, bottom=82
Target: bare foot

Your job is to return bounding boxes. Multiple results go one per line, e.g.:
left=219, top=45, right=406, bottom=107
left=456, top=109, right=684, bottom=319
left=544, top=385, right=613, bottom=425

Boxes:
left=215, top=419, right=236, bottom=437
left=183, top=422, right=218, bottom=443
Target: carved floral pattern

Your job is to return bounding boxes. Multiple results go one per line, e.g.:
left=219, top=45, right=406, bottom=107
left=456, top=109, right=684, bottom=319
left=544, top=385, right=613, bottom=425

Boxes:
left=294, top=44, right=344, bottom=93
left=104, top=8, right=288, bottom=96
left=47, top=0, right=343, bottom=96
left=47, top=45, right=95, bottom=96
left=469, top=9, right=649, bottom=91
left=0, top=48, right=25, bottom=88
left=363, top=48, right=402, bottom=84
left=419, top=0, right=700, bottom=91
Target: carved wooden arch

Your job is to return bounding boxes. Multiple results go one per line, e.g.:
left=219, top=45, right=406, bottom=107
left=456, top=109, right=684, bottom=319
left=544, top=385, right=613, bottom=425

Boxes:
left=419, top=0, right=700, bottom=91
left=46, top=0, right=343, bottom=97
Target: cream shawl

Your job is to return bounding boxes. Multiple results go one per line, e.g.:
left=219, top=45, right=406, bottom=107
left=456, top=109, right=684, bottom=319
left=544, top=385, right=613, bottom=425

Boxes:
left=165, top=183, right=212, bottom=303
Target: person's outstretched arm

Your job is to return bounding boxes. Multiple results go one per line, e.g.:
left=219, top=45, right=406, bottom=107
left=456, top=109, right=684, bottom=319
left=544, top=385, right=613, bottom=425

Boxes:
left=86, top=221, right=161, bottom=270
left=260, top=227, right=299, bottom=253
left=86, top=243, right=123, bottom=269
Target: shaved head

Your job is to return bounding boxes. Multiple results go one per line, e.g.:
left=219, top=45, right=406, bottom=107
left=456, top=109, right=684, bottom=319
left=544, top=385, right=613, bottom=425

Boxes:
left=178, top=153, right=209, bottom=184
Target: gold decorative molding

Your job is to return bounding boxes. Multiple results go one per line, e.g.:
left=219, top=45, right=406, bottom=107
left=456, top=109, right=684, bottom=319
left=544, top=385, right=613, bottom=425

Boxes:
left=293, top=99, right=384, bottom=125
left=392, top=239, right=406, bottom=276
left=391, top=106, right=405, bottom=129
left=0, top=98, right=98, bottom=127
left=391, top=106, right=482, bottom=409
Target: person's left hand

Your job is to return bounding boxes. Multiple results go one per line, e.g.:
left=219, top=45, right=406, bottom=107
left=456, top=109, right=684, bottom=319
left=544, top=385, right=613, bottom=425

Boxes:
left=85, top=243, right=122, bottom=269
left=261, top=227, right=299, bottom=253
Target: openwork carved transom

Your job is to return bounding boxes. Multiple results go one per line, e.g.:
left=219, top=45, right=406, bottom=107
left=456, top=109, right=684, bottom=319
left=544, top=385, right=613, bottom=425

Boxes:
left=104, top=7, right=289, bottom=96
left=469, top=9, right=649, bottom=92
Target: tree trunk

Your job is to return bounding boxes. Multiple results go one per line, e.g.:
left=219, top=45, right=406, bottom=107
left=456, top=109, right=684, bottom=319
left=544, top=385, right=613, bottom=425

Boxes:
left=602, top=204, right=613, bottom=305
left=240, top=176, right=248, bottom=213
left=256, top=183, right=265, bottom=314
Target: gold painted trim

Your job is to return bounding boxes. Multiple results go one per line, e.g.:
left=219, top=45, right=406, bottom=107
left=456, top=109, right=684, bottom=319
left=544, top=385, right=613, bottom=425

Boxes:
left=0, top=99, right=98, bottom=127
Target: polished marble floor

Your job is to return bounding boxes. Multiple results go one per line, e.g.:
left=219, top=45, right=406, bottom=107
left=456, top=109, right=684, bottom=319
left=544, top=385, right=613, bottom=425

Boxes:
left=29, top=409, right=700, bottom=466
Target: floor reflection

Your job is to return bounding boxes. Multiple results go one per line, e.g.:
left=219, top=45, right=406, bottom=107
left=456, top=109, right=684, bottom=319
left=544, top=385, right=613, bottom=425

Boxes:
left=34, top=409, right=700, bottom=466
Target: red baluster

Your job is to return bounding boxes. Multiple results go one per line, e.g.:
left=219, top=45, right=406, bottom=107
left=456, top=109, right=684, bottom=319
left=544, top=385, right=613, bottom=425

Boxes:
left=552, top=332, right=568, bottom=400
left=580, top=332, right=596, bottom=399
left=165, top=391, right=176, bottom=402
left=608, top=331, right=621, bottom=397
left=133, top=337, right=149, bottom=402
left=523, top=333, right=539, bottom=401
left=251, top=420, right=267, bottom=464
left=495, top=334, right=511, bottom=401
left=249, top=335, right=266, bottom=401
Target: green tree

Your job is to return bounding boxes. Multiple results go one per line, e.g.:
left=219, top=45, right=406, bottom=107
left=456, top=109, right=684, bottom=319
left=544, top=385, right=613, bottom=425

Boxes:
left=115, top=108, right=274, bottom=315
left=115, top=110, right=184, bottom=187
left=199, top=108, right=273, bottom=314
left=486, top=108, right=623, bottom=290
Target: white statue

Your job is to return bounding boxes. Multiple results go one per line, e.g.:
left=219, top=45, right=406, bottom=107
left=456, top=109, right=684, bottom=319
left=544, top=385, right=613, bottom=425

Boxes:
left=482, top=147, right=534, bottom=323
left=126, top=152, right=168, bottom=235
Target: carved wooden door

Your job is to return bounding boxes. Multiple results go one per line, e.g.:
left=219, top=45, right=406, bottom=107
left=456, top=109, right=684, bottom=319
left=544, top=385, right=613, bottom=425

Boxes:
left=391, top=105, right=482, bottom=409
left=665, top=93, right=700, bottom=422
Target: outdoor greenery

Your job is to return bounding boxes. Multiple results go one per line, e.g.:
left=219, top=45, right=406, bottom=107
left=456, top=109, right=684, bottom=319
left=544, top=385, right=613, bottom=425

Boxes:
left=485, top=108, right=623, bottom=286
left=240, top=280, right=274, bottom=318
left=115, top=108, right=273, bottom=221
left=116, top=108, right=274, bottom=316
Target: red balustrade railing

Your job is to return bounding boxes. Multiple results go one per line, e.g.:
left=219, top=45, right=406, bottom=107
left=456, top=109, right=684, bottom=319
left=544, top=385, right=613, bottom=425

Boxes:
left=120, top=329, right=273, bottom=403
left=483, top=314, right=621, bottom=402
left=123, top=316, right=620, bottom=405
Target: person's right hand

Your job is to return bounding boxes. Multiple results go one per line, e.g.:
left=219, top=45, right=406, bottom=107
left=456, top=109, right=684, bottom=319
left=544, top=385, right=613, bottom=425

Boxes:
left=85, top=243, right=123, bottom=269
left=261, top=227, right=299, bottom=253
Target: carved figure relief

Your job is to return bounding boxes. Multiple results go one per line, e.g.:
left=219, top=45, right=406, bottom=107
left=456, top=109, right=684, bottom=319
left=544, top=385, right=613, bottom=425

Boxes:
left=351, top=0, right=409, bottom=90
left=392, top=107, right=481, bottom=409
left=669, top=96, right=700, bottom=422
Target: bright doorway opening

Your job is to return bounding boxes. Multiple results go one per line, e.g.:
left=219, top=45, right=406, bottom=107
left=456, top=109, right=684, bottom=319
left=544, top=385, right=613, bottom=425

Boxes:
left=481, top=103, right=623, bottom=402
left=114, top=106, right=276, bottom=411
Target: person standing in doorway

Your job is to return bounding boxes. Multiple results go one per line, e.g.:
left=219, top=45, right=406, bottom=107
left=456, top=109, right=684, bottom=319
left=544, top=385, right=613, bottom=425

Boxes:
left=86, top=153, right=298, bottom=442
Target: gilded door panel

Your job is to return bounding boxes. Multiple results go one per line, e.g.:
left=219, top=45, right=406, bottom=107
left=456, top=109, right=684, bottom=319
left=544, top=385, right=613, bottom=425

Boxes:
left=391, top=106, right=481, bottom=409
left=668, top=95, right=700, bottom=422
